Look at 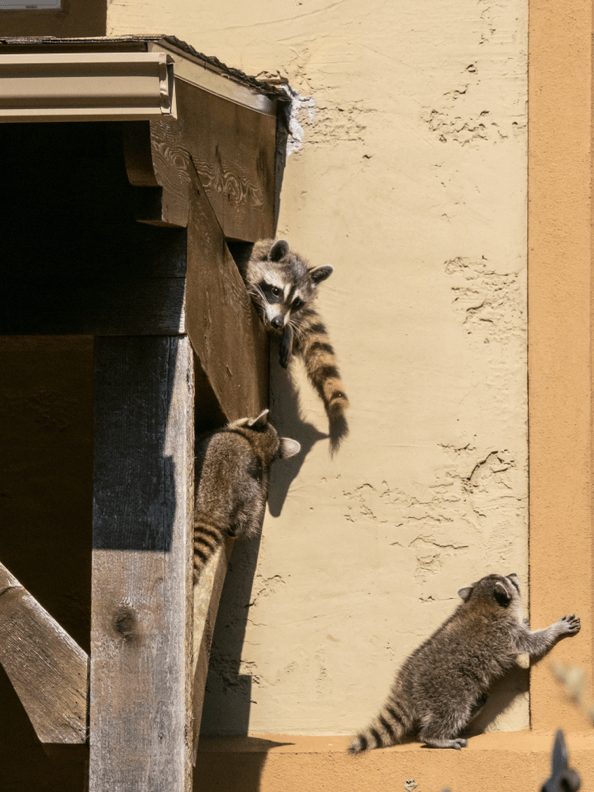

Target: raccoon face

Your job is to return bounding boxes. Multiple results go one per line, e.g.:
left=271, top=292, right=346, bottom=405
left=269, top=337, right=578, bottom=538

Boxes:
left=247, top=239, right=333, bottom=332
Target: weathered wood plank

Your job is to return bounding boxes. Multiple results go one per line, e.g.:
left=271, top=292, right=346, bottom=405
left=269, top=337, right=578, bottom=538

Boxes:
left=90, top=336, right=194, bottom=792
left=191, top=537, right=234, bottom=764
left=185, top=165, right=269, bottom=422
left=123, top=81, right=278, bottom=241
left=0, top=562, right=88, bottom=744
left=177, top=79, right=277, bottom=242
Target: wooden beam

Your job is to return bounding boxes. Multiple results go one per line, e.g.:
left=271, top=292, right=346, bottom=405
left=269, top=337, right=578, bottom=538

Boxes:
left=0, top=276, right=186, bottom=336
left=0, top=561, right=88, bottom=744
left=90, top=336, right=194, bottom=791
left=123, top=79, right=278, bottom=241
left=185, top=165, right=269, bottom=422
left=191, top=537, right=234, bottom=764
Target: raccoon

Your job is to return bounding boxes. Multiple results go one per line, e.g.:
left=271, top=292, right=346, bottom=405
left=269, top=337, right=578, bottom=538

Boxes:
left=349, top=573, right=581, bottom=752
left=193, top=409, right=300, bottom=581
left=242, top=239, right=349, bottom=439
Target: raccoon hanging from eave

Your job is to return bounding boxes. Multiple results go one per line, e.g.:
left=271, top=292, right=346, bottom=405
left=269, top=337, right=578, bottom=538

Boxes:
left=242, top=239, right=349, bottom=447
left=193, top=409, right=300, bottom=582
left=349, top=572, right=581, bottom=752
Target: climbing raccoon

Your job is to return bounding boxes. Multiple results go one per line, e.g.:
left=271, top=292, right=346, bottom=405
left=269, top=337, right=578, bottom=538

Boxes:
left=241, top=239, right=349, bottom=441
left=193, top=409, right=300, bottom=581
left=349, top=573, right=580, bottom=752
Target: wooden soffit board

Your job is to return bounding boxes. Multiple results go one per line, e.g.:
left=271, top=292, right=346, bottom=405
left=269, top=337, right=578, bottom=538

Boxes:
left=0, top=35, right=289, bottom=239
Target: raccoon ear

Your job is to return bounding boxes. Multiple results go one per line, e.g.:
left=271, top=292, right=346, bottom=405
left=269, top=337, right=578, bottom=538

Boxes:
left=269, top=240, right=290, bottom=261
left=457, top=585, right=474, bottom=602
left=310, top=264, right=333, bottom=283
left=246, top=409, right=270, bottom=428
left=278, top=437, right=301, bottom=459
left=494, top=582, right=511, bottom=607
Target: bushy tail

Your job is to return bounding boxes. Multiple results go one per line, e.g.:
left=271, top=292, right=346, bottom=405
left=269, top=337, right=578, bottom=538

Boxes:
left=296, top=308, right=349, bottom=423
left=348, top=696, right=411, bottom=754
left=193, top=514, right=225, bottom=580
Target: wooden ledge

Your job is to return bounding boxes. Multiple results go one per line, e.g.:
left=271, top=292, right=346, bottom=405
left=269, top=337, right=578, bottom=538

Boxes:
left=195, top=731, right=594, bottom=792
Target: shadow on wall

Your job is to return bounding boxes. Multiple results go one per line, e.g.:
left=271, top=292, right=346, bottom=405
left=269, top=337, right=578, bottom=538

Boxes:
left=267, top=337, right=328, bottom=517
left=199, top=535, right=262, bottom=737
left=199, top=337, right=327, bottom=739
left=194, top=737, right=294, bottom=792
left=464, top=663, right=530, bottom=737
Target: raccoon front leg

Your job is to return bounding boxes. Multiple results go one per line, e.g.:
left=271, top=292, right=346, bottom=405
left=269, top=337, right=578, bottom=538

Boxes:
left=279, top=324, right=294, bottom=369
left=515, top=614, right=580, bottom=656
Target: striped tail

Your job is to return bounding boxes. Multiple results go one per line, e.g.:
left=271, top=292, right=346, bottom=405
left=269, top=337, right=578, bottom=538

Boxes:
left=193, top=514, right=225, bottom=580
left=348, top=696, right=411, bottom=754
left=296, top=309, right=349, bottom=422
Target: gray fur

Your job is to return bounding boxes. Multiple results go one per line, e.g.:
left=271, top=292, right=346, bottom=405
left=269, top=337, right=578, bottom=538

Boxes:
left=349, top=573, right=580, bottom=752
left=193, top=409, right=300, bottom=581
left=240, top=239, right=349, bottom=445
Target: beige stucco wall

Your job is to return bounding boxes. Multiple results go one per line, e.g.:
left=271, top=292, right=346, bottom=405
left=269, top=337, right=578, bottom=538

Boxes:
left=110, top=1, right=529, bottom=736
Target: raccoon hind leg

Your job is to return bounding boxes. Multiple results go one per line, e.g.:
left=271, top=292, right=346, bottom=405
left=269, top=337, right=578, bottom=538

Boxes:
left=418, top=706, right=471, bottom=750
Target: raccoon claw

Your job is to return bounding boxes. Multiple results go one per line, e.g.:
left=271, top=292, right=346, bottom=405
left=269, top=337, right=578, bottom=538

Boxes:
left=446, top=738, right=467, bottom=750
left=560, top=614, right=580, bottom=634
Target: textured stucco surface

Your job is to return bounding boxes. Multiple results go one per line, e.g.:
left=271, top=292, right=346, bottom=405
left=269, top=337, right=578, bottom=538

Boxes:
left=110, top=0, right=529, bottom=736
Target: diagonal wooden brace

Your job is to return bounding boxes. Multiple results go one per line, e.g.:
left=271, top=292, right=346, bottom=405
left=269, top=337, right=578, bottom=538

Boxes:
left=0, top=561, right=88, bottom=744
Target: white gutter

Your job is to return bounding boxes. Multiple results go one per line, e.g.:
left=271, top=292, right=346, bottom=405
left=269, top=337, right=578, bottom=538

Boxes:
left=0, top=51, right=176, bottom=122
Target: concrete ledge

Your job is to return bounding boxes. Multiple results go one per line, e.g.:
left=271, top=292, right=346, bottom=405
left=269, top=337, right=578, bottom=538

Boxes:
left=195, top=731, right=594, bottom=791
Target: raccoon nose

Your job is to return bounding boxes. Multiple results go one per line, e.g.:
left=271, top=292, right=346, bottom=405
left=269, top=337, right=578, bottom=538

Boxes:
left=271, top=316, right=284, bottom=329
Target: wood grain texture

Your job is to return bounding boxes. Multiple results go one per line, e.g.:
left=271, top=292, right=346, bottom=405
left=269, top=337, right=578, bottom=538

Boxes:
left=124, top=81, right=278, bottom=240
left=0, top=562, right=88, bottom=744
left=185, top=165, right=269, bottom=422
left=90, top=336, right=194, bottom=791
left=191, top=537, right=234, bottom=765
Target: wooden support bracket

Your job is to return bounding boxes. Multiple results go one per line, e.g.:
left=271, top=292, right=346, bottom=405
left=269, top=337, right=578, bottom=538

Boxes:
left=0, top=561, right=88, bottom=744
left=123, top=77, right=277, bottom=241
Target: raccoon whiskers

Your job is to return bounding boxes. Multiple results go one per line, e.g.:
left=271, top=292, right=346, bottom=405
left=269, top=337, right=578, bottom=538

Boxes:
left=247, top=285, right=267, bottom=314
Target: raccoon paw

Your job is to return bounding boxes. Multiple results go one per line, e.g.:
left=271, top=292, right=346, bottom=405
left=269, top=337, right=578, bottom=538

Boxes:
left=559, top=614, right=581, bottom=634
left=421, top=735, right=468, bottom=750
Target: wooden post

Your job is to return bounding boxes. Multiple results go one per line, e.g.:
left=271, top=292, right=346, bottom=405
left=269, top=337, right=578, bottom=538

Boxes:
left=90, top=336, right=194, bottom=791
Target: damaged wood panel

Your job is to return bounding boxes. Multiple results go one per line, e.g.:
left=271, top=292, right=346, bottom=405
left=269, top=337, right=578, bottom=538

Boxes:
left=90, top=336, right=194, bottom=792
left=0, top=562, right=88, bottom=744
left=185, top=165, right=269, bottom=422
